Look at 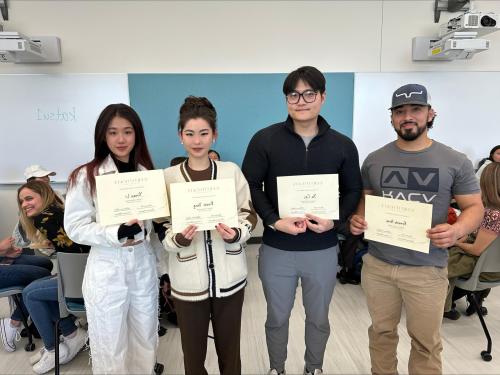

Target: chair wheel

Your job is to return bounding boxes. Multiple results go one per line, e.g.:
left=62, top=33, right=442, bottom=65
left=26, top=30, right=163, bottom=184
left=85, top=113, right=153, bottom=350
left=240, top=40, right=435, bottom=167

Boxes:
left=25, top=342, right=35, bottom=352
left=154, top=362, right=164, bottom=374
left=481, top=350, right=492, bottom=361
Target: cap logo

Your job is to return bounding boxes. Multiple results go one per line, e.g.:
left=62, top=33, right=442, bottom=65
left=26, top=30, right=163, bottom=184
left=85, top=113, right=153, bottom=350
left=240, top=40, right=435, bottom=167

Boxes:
left=395, top=90, right=423, bottom=99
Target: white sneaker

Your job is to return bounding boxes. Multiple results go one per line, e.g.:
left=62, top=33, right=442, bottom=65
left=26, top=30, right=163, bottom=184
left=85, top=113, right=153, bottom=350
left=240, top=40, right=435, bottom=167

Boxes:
left=303, top=367, right=323, bottom=375
left=60, top=328, right=88, bottom=364
left=29, top=347, right=46, bottom=365
left=268, top=369, right=286, bottom=375
left=32, top=345, right=69, bottom=375
left=29, top=343, right=68, bottom=366
left=0, top=318, right=19, bottom=352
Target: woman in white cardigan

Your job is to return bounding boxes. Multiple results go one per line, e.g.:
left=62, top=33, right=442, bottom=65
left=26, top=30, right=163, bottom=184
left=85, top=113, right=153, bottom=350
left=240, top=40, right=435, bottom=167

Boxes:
left=64, top=104, right=158, bottom=374
left=159, top=96, right=257, bottom=375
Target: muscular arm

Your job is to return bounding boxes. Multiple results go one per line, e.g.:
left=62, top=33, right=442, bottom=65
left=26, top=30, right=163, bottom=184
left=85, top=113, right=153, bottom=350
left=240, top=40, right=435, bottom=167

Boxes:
left=427, top=193, right=484, bottom=248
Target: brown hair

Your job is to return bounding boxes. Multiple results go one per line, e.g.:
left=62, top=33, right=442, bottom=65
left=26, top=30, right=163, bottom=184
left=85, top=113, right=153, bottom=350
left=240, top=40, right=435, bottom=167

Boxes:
left=17, top=181, right=64, bottom=243
left=480, top=162, right=500, bottom=210
left=67, top=103, right=154, bottom=196
left=178, top=96, right=217, bottom=133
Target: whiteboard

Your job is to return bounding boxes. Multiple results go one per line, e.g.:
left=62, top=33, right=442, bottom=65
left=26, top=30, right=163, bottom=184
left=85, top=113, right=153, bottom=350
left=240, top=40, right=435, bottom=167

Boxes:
left=353, top=72, right=500, bottom=167
left=0, top=74, right=129, bottom=184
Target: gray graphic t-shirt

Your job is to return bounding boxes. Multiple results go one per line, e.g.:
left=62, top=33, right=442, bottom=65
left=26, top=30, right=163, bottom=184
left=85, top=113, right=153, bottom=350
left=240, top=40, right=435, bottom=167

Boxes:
left=361, top=140, right=479, bottom=267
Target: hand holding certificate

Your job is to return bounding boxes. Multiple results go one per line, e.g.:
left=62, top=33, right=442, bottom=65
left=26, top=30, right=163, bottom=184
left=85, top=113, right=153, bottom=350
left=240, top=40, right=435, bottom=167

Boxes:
left=169, top=179, right=238, bottom=234
left=96, top=170, right=170, bottom=226
left=364, top=195, right=432, bottom=253
left=277, top=174, right=339, bottom=220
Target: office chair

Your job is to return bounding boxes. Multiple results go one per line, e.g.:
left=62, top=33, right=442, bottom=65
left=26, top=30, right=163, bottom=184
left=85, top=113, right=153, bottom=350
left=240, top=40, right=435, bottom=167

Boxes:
left=0, top=286, right=35, bottom=351
left=455, top=236, right=500, bottom=361
left=55, top=252, right=88, bottom=375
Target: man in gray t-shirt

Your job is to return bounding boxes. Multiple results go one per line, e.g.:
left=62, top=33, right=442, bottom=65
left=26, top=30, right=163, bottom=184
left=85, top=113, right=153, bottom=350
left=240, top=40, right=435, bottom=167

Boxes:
left=350, top=84, right=483, bottom=375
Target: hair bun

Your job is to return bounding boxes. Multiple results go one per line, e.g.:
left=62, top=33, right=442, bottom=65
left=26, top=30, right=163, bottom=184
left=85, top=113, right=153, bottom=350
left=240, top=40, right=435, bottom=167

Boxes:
left=178, top=96, right=217, bottom=132
left=181, top=96, right=215, bottom=114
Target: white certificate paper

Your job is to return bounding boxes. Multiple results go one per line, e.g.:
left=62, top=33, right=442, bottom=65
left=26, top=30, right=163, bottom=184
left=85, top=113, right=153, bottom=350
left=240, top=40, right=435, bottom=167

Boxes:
left=277, top=174, right=339, bottom=219
left=169, top=179, right=238, bottom=233
left=96, top=170, right=170, bottom=226
left=364, top=195, right=432, bottom=253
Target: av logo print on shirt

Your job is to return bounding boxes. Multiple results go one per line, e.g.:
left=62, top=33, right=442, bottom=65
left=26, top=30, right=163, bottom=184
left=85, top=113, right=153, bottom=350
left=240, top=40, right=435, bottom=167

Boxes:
left=380, top=167, right=439, bottom=203
left=381, top=167, right=439, bottom=191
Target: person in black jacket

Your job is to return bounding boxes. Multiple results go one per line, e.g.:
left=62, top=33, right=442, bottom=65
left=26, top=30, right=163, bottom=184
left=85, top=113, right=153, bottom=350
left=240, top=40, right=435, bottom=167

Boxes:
left=242, top=66, right=362, bottom=375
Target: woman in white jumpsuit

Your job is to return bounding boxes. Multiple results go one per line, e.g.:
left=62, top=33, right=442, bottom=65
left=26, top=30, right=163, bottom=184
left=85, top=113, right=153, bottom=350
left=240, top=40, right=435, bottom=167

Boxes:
left=64, top=103, right=158, bottom=374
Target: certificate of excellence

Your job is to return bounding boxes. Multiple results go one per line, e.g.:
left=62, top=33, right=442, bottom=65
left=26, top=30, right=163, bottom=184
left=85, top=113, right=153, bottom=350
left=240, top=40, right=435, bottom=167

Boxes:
left=96, top=170, right=170, bottom=226
left=364, top=195, right=432, bottom=253
left=169, top=178, right=238, bottom=233
left=277, top=174, right=339, bottom=219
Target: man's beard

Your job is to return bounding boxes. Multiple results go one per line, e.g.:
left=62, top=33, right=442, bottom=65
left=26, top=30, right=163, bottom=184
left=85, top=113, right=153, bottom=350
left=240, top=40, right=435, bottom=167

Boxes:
left=394, top=121, right=427, bottom=141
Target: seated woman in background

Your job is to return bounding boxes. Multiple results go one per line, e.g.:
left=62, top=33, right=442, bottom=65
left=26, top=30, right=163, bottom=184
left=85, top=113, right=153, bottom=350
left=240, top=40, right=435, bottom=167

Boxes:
left=444, top=162, right=500, bottom=320
left=16, top=181, right=89, bottom=374
left=0, top=235, right=53, bottom=352
left=476, top=144, right=500, bottom=179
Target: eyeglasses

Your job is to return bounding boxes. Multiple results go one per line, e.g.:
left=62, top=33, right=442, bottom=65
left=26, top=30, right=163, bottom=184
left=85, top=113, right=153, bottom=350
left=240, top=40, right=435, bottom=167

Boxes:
left=286, top=89, right=318, bottom=104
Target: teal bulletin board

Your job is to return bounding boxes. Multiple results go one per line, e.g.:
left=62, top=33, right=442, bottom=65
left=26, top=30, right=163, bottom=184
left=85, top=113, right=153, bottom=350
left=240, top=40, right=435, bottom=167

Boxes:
left=128, top=73, right=354, bottom=169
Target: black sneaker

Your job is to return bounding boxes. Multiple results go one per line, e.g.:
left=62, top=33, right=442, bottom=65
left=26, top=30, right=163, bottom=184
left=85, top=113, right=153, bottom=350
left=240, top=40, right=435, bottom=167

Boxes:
left=337, top=268, right=360, bottom=285
left=158, top=325, right=167, bottom=337
left=443, top=309, right=461, bottom=320
left=20, top=323, right=41, bottom=339
left=465, top=294, right=488, bottom=316
left=465, top=303, right=488, bottom=316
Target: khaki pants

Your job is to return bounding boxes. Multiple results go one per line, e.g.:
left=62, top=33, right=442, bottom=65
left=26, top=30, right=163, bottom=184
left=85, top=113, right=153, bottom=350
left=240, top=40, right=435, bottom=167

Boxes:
left=361, top=253, right=448, bottom=375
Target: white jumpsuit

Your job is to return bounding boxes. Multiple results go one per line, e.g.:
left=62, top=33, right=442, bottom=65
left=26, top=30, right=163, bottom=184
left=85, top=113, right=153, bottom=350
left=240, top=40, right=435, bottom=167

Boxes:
left=64, top=155, right=158, bottom=374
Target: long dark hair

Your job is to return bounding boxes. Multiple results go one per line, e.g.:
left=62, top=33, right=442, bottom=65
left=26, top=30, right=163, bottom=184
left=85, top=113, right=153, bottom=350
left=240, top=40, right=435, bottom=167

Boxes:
left=68, top=103, right=154, bottom=196
left=489, top=145, right=500, bottom=161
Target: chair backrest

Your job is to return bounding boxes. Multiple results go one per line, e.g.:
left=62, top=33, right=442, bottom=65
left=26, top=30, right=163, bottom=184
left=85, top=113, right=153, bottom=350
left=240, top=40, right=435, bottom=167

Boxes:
left=455, top=236, right=500, bottom=291
left=476, top=236, right=500, bottom=273
left=56, top=252, right=88, bottom=318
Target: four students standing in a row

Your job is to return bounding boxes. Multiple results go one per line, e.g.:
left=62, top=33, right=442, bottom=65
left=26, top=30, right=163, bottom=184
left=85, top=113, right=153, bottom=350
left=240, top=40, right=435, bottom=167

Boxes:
left=61, top=65, right=483, bottom=375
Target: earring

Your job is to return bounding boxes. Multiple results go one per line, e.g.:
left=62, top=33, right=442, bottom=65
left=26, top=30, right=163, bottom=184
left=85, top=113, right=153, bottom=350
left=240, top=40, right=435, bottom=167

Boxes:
left=181, top=142, right=183, bottom=145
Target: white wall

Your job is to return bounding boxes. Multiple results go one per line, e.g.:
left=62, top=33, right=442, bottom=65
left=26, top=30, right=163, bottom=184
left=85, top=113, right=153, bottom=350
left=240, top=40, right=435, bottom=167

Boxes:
left=1, top=0, right=500, bottom=236
left=1, top=1, right=500, bottom=74
left=353, top=72, right=500, bottom=165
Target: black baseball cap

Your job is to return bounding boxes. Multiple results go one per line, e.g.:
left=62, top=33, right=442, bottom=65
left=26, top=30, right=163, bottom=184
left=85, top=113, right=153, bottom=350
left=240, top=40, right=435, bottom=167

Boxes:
left=389, top=84, right=431, bottom=110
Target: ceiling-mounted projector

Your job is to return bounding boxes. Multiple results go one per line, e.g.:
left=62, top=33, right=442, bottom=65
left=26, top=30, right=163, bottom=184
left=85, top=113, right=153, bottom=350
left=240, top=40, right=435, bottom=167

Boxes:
left=0, top=31, right=61, bottom=63
left=412, top=11, right=499, bottom=61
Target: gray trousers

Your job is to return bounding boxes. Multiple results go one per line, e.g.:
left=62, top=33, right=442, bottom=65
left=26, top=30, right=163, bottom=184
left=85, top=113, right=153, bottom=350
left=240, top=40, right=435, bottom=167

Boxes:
left=258, top=244, right=338, bottom=372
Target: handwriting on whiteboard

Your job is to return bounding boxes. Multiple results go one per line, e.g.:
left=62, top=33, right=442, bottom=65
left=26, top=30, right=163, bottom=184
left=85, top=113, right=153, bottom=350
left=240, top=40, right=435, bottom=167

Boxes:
left=36, top=107, right=77, bottom=122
